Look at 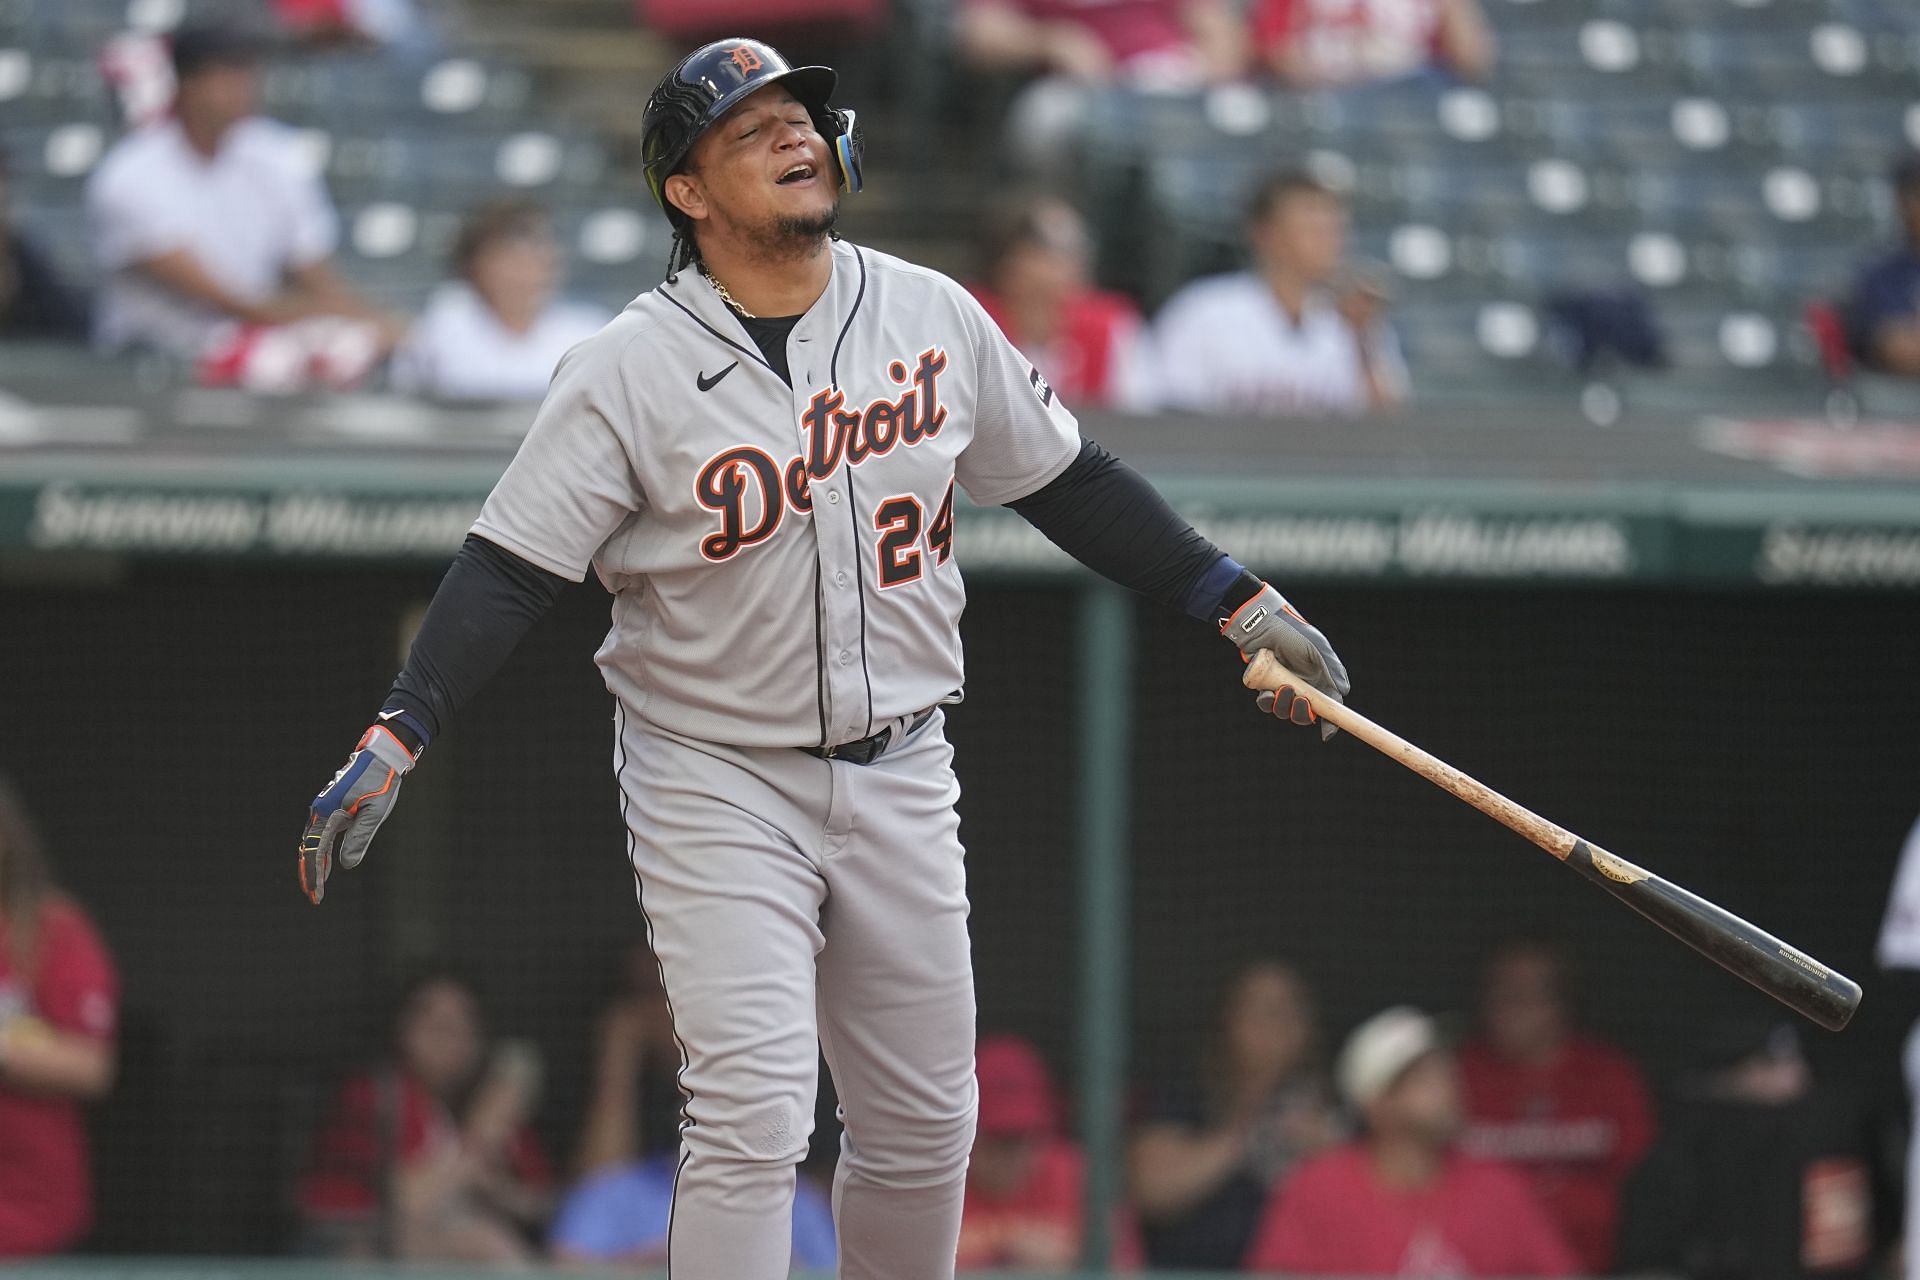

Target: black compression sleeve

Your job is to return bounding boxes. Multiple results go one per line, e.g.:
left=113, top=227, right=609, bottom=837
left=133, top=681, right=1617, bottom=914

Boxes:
left=382, top=534, right=571, bottom=741
left=1007, top=439, right=1248, bottom=618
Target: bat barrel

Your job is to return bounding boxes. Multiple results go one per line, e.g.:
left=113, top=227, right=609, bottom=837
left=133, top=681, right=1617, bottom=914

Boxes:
left=1240, top=651, right=1864, bottom=1033
left=1565, top=842, right=1863, bottom=1032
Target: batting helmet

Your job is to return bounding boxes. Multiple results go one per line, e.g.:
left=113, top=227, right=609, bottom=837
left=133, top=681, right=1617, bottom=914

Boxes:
left=641, top=37, right=866, bottom=225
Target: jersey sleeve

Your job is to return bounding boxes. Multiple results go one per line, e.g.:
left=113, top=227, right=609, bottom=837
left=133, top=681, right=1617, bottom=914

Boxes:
left=299, top=1074, right=382, bottom=1216
left=287, top=166, right=341, bottom=268
left=471, top=331, right=647, bottom=582
left=951, top=287, right=1083, bottom=506
left=1367, top=320, right=1411, bottom=403
left=87, top=155, right=194, bottom=270
left=1251, top=0, right=1302, bottom=55
left=34, top=903, right=118, bottom=1040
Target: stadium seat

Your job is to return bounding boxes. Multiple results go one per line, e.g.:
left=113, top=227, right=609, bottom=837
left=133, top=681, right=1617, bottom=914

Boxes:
left=1499, top=21, right=1693, bottom=96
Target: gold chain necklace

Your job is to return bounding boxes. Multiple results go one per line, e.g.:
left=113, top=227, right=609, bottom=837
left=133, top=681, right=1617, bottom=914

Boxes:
left=699, top=266, right=756, bottom=319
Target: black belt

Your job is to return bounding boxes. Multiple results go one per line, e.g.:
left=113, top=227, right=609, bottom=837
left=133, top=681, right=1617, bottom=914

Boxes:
left=802, top=708, right=934, bottom=765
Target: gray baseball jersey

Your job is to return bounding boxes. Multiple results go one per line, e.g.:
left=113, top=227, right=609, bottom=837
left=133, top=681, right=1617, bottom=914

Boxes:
left=472, top=238, right=1080, bottom=748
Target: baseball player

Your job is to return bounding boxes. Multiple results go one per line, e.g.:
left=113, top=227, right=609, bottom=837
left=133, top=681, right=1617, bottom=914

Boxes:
left=297, top=38, right=1349, bottom=1279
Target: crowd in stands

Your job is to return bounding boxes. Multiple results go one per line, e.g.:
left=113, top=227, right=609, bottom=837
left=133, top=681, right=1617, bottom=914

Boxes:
left=6, top=761, right=1889, bottom=1275
left=6, top=1, right=1920, bottom=411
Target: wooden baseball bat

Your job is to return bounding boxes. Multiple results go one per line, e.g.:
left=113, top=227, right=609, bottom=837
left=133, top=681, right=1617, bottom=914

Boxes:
left=1244, top=650, right=1862, bottom=1032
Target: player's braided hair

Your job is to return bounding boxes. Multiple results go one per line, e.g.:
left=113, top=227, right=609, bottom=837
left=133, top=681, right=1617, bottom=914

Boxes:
left=665, top=224, right=700, bottom=284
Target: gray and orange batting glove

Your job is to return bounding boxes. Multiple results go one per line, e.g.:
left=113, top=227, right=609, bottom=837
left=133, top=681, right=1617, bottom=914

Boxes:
left=298, top=711, right=427, bottom=904
left=1221, top=583, right=1350, bottom=740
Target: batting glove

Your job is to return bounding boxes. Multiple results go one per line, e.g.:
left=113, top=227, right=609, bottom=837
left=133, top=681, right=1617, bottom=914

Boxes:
left=298, top=712, right=427, bottom=904
left=1221, top=583, right=1351, bottom=739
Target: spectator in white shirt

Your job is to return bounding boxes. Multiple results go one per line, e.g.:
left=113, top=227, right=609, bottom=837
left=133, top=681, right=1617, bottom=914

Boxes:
left=1153, top=171, right=1407, bottom=417
left=390, top=201, right=611, bottom=402
left=86, top=26, right=400, bottom=362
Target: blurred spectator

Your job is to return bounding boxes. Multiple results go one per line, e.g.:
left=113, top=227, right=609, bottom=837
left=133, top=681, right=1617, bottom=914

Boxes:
left=0, top=778, right=119, bottom=1258
left=957, top=1033, right=1140, bottom=1269
left=300, top=970, right=553, bottom=1261
left=955, top=0, right=1247, bottom=170
left=551, top=1150, right=837, bottom=1266
left=1153, top=171, right=1407, bottom=416
left=1245, top=1006, right=1576, bottom=1276
left=569, top=940, right=684, bottom=1181
left=86, top=26, right=401, bottom=377
left=969, top=193, right=1158, bottom=412
left=551, top=939, right=832, bottom=1265
left=0, top=149, right=89, bottom=341
left=1457, top=940, right=1654, bottom=1272
left=1128, top=959, right=1341, bottom=1268
left=1846, top=155, right=1920, bottom=376
left=391, top=201, right=611, bottom=402
left=1252, top=0, right=1495, bottom=89
left=1616, top=1019, right=1884, bottom=1280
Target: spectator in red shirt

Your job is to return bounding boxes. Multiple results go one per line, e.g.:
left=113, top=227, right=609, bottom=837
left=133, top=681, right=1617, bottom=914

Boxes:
left=1252, top=0, right=1496, bottom=89
left=969, top=194, right=1158, bottom=412
left=1457, top=940, right=1654, bottom=1272
left=955, top=0, right=1248, bottom=170
left=300, top=969, right=554, bottom=1261
left=0, top=778, right=119, bottom=1258
left=957, top=1033, right=1140, bottom=1269
left=1246, top=1006, right=1576, bottom=1276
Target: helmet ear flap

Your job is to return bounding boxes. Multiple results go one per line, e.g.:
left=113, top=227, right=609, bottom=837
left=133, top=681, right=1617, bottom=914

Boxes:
left=826, top=107, right=864, bottom=194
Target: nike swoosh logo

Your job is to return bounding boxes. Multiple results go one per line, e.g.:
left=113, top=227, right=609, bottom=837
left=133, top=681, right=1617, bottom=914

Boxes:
left=696, top=362, right=738, bottom=392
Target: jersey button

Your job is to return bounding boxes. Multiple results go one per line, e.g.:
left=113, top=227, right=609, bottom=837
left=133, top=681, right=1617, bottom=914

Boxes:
left=825, top=489, right=841, bottom=505
left=838, top=650, right=852, bottom=665
left=835, top=571, right=849, bottom=587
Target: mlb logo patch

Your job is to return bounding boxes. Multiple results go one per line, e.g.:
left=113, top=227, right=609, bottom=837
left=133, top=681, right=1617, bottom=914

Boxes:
left=1028, top=365, right=1054, bottom=407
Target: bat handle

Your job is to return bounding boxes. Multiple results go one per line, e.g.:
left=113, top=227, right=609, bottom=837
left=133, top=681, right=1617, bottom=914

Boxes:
left=1245, top=650, right=1352, bottom=731
left=1243, top=650, right=1584, bottom=857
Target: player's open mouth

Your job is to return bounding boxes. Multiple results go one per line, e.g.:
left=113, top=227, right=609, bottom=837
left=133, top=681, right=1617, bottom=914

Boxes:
left=777, top=163, right=817, bottom=186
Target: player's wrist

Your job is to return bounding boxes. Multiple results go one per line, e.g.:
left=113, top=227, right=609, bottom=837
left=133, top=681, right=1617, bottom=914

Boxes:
left=1214, top=570, right=1270, bottom=634
left=366, top=708, right=430, bottom=761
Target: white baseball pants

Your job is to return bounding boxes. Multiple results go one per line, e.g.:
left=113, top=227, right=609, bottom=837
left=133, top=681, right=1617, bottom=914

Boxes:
left=615, top=705, right=978, bottom=1279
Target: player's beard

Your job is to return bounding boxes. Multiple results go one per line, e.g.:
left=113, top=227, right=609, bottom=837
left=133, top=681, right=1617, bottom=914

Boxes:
left=747, top=202, right=838, bottom=262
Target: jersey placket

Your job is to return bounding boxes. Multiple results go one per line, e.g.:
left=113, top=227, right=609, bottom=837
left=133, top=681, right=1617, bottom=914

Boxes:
left=789, top=319, right=870, bottom=749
